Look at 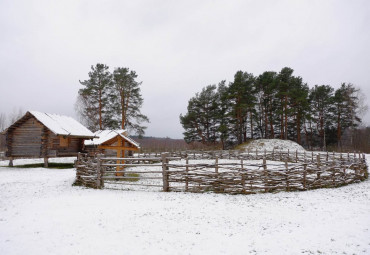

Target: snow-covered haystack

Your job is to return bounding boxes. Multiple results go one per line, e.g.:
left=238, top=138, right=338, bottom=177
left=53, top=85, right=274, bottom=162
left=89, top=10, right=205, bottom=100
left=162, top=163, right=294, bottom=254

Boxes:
left=237, top=139, right=306, bottom=152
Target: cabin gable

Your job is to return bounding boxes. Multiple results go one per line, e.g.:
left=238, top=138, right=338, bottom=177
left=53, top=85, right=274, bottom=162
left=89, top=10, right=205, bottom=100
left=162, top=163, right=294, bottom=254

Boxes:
left=6, top=115, right=44, bottom=157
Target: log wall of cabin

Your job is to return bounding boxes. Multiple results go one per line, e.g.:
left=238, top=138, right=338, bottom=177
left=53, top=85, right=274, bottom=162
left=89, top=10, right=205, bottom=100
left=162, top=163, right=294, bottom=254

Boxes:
left=7, top=117, right=43, bottom=157
left=0, top=134, right=6, bottom=151
left=47, top=132, right=84, bottom=157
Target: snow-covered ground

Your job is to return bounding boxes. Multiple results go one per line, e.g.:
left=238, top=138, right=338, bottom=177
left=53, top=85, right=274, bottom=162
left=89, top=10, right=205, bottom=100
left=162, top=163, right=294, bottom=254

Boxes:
left=239, top=139, right=306, bottom=152
left=0, top=156, right=369, bottom=255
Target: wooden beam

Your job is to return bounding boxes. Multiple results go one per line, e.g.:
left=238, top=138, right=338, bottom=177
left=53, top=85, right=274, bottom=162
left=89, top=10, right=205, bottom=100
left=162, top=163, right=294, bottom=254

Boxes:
left=115, top=136, right=124, bottom=176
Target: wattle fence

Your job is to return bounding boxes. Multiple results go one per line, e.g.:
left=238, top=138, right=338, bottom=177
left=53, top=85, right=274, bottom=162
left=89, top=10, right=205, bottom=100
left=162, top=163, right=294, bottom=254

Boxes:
left=74, top=150, right=368, bottom=194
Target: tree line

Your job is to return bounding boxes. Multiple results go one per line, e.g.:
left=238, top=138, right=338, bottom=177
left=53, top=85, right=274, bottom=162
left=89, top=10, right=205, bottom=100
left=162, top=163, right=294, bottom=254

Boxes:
left=180, top=67, right=367, bottom=151
left=76, top=63, right=149, bottom=136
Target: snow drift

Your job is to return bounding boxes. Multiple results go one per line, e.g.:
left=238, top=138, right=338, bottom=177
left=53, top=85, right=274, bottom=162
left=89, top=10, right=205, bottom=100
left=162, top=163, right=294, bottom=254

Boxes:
left=238, top=139, right=306, bottom=152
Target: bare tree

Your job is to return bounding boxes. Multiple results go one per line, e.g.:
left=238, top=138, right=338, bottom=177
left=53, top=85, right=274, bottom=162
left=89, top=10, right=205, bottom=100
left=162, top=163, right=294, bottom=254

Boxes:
left=74, top=94, right=97, bottom=132
left=0, top=112, right=7, bottom=132
left=8, top=107, right=25, bottom=125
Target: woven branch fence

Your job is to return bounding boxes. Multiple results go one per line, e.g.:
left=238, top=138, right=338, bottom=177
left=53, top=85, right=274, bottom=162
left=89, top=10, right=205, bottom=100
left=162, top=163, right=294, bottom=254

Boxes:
left=74, top=150, right=368, bottom=194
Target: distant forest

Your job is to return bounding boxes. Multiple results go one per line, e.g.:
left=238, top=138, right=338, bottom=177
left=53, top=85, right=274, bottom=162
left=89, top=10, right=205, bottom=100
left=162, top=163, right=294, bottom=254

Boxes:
left=180, top=67, right=369, bottom=152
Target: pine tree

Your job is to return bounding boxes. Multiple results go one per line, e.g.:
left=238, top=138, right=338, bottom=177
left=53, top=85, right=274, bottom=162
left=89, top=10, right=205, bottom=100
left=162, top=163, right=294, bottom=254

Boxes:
left=111, top=67, right=149, bottom=136
left=228, top=71, right=256, bottom=144
left=180, top=85, right=220, bottom=145
left=78, top=63, right=112, bottom=131
left=276, top=67, right=294, bottom=140
left=216, top=81, right=231, bottom=149
left=309, top=85, right=334, bottom=150
left=333, top=83, right=361, bottom=149
left=255, top=71, right=277, bottom=139
left=288, top=77, right=309, bottom=144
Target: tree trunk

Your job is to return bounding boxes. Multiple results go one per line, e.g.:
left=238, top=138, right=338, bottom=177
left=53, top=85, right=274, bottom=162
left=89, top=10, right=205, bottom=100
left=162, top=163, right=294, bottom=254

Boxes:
left=296, top=112, right=301, bottom=144
left=320, top=113, right=324, bottom=150
left=337, top=111, right=341, bottom=149
left=284, top=95, right=288, bottom=140
left=264, top=105, right=268, bottom=139
left=280, top=98, right=284, bottom=139
left=99, top=90, right=102, bottom=130
left=250, top=111, right=254, bottom=139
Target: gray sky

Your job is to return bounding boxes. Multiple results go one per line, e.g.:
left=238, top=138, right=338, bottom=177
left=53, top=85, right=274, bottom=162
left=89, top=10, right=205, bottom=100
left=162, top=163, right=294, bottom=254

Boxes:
left=1, top=0, right=369, bottom=138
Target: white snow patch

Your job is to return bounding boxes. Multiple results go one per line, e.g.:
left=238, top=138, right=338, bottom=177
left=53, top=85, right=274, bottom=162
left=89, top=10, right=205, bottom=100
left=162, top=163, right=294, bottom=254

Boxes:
left=239, top=139, right=306, bottom=152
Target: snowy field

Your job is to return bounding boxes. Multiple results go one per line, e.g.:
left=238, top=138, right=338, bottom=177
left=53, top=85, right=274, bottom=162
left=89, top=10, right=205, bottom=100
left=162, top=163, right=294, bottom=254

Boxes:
left=0, top=156, right=369, bottom=255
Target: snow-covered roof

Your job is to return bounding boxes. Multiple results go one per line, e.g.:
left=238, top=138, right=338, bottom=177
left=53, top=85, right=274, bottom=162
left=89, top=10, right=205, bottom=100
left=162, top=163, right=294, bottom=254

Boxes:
left=85, top=130, right=140, bottom=148
left=28, top=111, right=95, bottom=138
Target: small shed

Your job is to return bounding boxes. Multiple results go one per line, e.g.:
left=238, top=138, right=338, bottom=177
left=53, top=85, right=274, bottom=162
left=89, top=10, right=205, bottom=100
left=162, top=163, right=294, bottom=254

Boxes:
left=85, top=130, right=140, bottom=175
left=6, top=111, right=95, bottom=166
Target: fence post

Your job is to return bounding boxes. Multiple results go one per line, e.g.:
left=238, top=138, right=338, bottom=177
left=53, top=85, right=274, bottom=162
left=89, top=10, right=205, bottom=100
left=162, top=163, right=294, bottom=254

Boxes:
left=241, top=159, right=245, bottom=193
left=185, top=157, right=189, bottom=192
left=263, top=157, right=268, bottom=192
left=96, top=154, right=102, bottom=189
left=280, top=150, right=282, bottom=161
left=316, top=154, right=321, bottom=181
left=287, top=149, right=290, bottom=161
left=44, top=157, right=49, bottom=168
left=303, top=162, right=307, bottom=190
left=215, top=157, right=219, bottom=174
left=162, top=153, right=169, bottom=192
left=285, top=160, right=289, bottom=191
left=295, top=150, right=298, bottom=163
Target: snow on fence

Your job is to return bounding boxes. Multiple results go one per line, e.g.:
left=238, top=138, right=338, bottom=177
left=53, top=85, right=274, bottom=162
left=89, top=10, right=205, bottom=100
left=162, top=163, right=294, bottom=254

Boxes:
left=74, top=150, right=368, bottom=194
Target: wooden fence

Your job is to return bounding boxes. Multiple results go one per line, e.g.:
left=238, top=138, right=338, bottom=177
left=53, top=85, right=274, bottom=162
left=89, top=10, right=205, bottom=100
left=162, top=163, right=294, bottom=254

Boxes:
left=133, top=149, right=366, bottom=162
left=74, top=150, right=368, bottom=194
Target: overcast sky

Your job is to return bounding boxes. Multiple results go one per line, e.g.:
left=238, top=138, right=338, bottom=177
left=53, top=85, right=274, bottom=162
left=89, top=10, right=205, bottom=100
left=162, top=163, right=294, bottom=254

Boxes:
left=1, top=0, right=369, bottom=138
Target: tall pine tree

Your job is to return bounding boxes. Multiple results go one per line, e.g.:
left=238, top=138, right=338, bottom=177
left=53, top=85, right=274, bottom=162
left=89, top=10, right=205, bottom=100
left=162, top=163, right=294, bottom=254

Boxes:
left=78, top=63, right=112, bottom=131
left=112, top=67, right=149, bottom=136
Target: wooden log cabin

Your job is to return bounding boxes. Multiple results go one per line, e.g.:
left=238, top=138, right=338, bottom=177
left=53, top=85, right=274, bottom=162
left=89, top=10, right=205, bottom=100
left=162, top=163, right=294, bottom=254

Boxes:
left=5, top=111, right=95, bottom=166
left=85, top=130, right=140, bottom=155
left=84, top=130, right=140, bottom=175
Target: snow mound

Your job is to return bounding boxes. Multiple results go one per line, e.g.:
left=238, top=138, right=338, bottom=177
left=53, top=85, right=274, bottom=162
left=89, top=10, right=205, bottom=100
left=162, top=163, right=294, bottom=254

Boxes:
left=238, top=139, right=306, bottom=152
